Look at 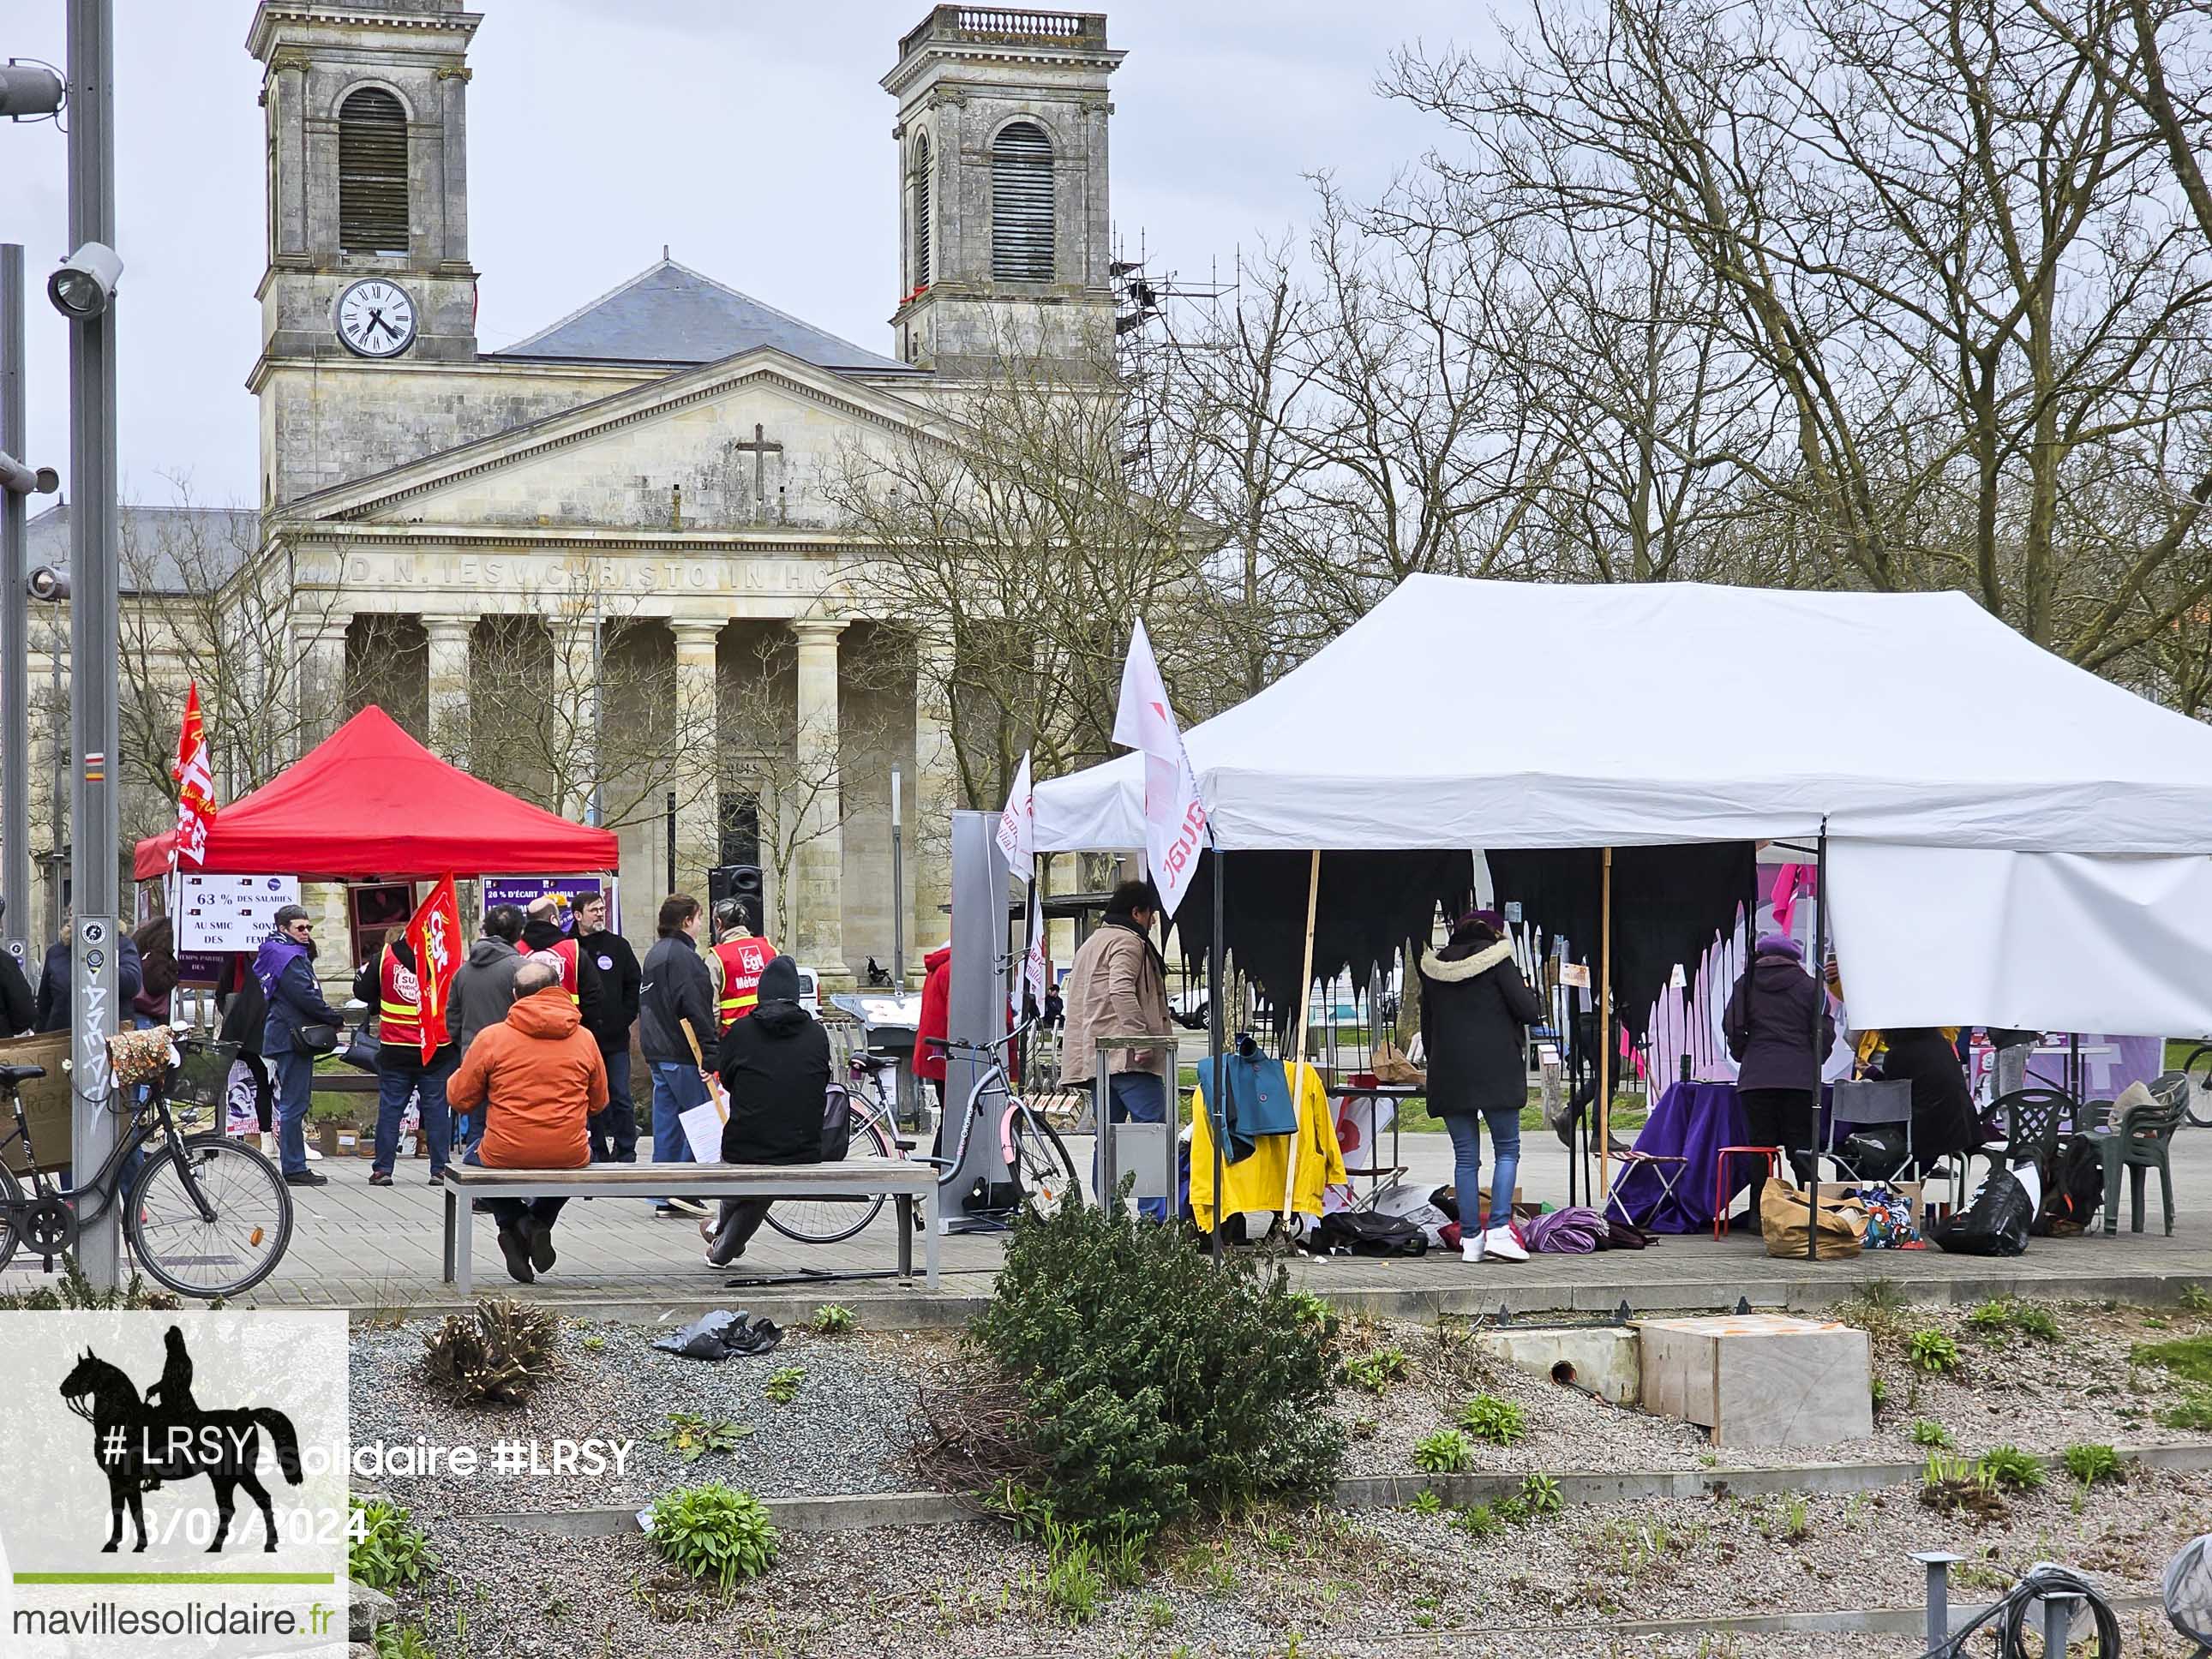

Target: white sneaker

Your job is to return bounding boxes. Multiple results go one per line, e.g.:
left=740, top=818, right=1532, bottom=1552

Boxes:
left=1483, top=1225, right=1529, bottom=1262
left=1460, top=1233, right=1485, bottom=1263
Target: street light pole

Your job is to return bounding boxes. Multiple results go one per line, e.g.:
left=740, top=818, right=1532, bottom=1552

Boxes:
left=64, top=0, right=122, bottom=1287
left=2, top=245, right=32, bottom=972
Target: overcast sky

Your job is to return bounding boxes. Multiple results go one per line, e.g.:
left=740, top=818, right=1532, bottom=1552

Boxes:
left=0, top=0, right=1491, bottom=509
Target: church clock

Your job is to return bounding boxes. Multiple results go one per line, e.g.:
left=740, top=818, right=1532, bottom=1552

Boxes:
left=333, top=278, right=418, bottom=359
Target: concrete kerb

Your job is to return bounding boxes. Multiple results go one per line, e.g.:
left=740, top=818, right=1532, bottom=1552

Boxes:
left=483, top=1439, right=2212, bottom=1537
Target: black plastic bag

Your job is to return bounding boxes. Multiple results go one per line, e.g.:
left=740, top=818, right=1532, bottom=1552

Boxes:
left=1840, top=1126, right=1908, bottom=1183
left=1306, top=1209, right=1428, bottom=1257
left=650, top=1309, right=784, bottom=1360
left=1931, top=1164, right=2034, bottom=1257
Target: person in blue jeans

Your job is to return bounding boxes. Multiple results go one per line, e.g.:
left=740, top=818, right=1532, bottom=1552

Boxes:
left=635, top=893, right=717, bottom=1218
left=254, top=906, right=347, bottom=1187
left=1418, top=908, right=1545, bottom=1262
left=1060, top=880, right=1174, bottom=1220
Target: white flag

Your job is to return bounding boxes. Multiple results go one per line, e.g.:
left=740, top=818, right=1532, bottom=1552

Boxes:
left=1112, top=620, right=1208, bottom=918
left=1011, top=890, right=1049, bottom=1020
left=995, top=749, right=1034, bottom=887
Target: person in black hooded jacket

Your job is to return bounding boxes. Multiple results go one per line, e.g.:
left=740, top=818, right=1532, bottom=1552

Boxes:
left=520, top=897, right=604, bottom=1035
left=704, top=955, right=829, bottom=1267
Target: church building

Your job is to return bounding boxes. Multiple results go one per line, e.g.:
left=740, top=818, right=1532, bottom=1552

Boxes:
left=241, top=0, right=1125, bottom=978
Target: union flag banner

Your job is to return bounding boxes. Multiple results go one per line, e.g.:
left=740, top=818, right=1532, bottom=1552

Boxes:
left=169, top=681, right=219, bottom=869
left=1112, top=620, right=1208, bottom=918
left=404, top=875, right=464, bottom=1060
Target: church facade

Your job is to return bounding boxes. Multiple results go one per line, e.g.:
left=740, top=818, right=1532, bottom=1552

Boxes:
left=242, top=0, right=1125, bottom=977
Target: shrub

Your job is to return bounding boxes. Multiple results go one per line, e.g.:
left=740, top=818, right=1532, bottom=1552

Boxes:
left=655, top=1411, right=754, bottom=1463
left=349, top=1497, right=435, bottom=1593
left=1343, top=1347, right=1410, bottom=1394
left=648, top=1482, right=779, bottom=1590
left=1519, top=1472, right=1562, bottom=1516
left=421, top=1299, right=557, bottom=1408
left=1459, top=1394, right=1527, bottom=1446
left=810, top=1304, right=855, bottom=1336
left=763, top=1365, right=805, bottom=1405
left=2060, top=1443, right=2121, bottom=1487
left=1975, top=1446, right=2046, bottom=1492
left=1907, top=1330, right=1960, bottom=1375
left=1909, top=1420, right=1954, bottom=1448
left=1413, top=1430, right=1472, bottom=1475
left=968, top=1192, right=1344, bottom=1547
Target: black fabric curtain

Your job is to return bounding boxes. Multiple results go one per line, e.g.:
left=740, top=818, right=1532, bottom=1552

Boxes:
left=1487, top=843, right=1753, bottom=1042
left=1173, top=848, right=1475, bottom=1014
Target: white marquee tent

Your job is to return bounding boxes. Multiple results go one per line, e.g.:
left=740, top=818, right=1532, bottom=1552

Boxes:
left=1032, top=576, right=2212, bottom=1035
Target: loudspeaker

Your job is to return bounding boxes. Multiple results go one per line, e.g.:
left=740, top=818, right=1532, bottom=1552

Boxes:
left=708, top=865, right=764, bottom=932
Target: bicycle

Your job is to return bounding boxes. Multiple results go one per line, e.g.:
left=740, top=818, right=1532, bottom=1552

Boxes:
left=2178, top=1042, right=2212, bottom=1129
left=0, top=1031, right=294, bottom=1299
left=930, top=1021, right=1081, bottom=1220
left=760, top=1050, right=911, bottom=1246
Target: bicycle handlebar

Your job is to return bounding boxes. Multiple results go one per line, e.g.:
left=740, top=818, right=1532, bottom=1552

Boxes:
left=925, top=1018, right=1038, bottom=1059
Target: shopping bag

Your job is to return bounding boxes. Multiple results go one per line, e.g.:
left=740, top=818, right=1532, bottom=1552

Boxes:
left=1370, top=1037, right=1424, bottom=1088
left=1758, top=1178, right=1868, bottom=1259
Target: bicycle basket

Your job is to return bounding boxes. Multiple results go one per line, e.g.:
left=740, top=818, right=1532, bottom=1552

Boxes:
left=164, top=1038, right=240, bottom=1111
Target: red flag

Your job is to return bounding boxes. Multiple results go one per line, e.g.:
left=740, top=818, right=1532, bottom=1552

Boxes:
left=169, top=681, right=219, bottom=869
left=405, top=875, right=464, bottom=1061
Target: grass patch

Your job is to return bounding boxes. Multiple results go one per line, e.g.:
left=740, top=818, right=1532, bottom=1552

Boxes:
left=1965, top=1297, right=2059, bottom=1341
left=2131, top=1335, right=2212, bottom=1386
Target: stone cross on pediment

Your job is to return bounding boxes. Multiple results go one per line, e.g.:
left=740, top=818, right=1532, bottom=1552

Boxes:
left=729, top=422, right=784, bottom=523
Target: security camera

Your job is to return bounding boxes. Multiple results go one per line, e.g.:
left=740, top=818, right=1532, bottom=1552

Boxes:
left=27, top=565, right=69, bottom=602
left=0, top=453, right=57, bottom=496
left=48, top=241, right=122, bottom=319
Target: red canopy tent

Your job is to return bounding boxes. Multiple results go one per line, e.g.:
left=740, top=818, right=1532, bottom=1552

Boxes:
left=133, top=704, right=620, bottom=881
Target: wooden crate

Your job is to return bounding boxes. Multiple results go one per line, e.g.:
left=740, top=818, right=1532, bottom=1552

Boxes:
left=1636, top=1313, right=1873, bottom=1447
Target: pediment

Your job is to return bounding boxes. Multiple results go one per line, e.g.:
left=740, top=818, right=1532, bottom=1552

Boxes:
left=281, top=348, right=949, bottom=533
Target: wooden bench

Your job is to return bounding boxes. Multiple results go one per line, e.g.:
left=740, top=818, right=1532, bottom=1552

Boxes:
left=440, top=1159, right=941, bottom=1296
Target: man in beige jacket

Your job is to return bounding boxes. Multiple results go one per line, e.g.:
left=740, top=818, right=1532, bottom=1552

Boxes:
left=1062, top=880, right=1174, bottom=1216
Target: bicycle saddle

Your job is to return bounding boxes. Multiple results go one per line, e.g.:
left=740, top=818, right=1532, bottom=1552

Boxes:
left=0, top=1063, right=47, bottom=1085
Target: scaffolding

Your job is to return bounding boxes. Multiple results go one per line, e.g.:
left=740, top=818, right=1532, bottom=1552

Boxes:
left=1110, top=227, right=1235, bottom=470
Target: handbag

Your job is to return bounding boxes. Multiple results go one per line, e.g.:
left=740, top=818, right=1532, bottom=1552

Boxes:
left=106, top=1027, right=174, bottom=1087
left=820, top=1084, right=853, bottom=1161
left=339, top=1020, right=381, bottom=1073
left=297, top=1021, right=341, bottom=1057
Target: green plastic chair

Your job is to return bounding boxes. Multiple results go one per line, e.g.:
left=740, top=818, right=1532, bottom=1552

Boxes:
left=2093, top=1074, right=2187, bottom=1237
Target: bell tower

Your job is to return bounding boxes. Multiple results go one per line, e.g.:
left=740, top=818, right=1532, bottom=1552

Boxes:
left=247, top=0, right=481, bottom=373
left=884, top=8, right=1123, bottom=377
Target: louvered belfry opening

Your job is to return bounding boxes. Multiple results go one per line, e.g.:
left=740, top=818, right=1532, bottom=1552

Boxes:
left=990, top=120, right=1054, bottom=282
left=913, top=134, right=932, bottom=288
left=338, top=87, right=410, bottom=256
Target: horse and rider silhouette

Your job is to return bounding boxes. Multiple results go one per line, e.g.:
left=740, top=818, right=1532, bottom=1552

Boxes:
left=59, top=1326, right=302, bottom=1554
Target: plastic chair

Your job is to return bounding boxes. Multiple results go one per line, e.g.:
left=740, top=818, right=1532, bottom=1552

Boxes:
left=1988, top=1087, right=2072, bottom=1171
left=1824, top=1077, right=1914, bottom=1188
left=2093, top=1076, right=2186, bottom=1237
left=1712, top=1145, right=1780, bottom=1239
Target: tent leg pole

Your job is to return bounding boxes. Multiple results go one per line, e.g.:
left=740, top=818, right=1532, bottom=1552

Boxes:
left=1809, top=821, right=1829, bottom=1263
left=1282, top=849, right=1321, bottom=1220
left=1598, top=847, right=1613, bottom=1212
left=1208, top=832, right=1226, bottom=1266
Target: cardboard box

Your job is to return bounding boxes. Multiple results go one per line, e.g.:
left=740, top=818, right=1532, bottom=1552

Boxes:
left=0, top=1032, right=74, bottom=1176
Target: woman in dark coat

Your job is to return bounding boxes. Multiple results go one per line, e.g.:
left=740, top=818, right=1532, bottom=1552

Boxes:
left=1419, top=909, right=1547, bottom=1263
left=1723, top=933, right=1835, bottom=1213
left=704, top=955, right=830, bottom=1267
left=131, top=915, right=179, bottom=1026
left=1873, top=1027, right=1981, bottom=1172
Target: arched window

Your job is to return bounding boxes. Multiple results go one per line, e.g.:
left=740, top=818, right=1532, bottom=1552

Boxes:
left=990, top=121, right=1054, bottom=282
left=912, top=134, right=932, bottom=290
left=338, top=87, right=409, bottom=256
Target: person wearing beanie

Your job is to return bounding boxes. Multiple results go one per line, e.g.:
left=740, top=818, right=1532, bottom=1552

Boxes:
left=704, top=954, right=830, bottom=1267
left=1418, top=908, right=1547, bottom=1263
left=1723, top=930, right=1836, bottom=1214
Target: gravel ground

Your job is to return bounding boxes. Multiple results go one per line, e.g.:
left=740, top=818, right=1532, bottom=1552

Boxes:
left=381, top=1468, right=2212, bottom=1657
left=349, top=1315, right=959, bottom=1514
left=1334, top=1297, right=2212, bottom=1480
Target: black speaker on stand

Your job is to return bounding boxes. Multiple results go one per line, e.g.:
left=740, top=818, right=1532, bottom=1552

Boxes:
left=707, top=865, right=764, bottom=936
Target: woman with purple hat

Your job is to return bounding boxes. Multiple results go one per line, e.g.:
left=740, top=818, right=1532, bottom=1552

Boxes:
left=1418, top=907, right=1547, bottom=1263
left=1722, top=932, right=1836, bottom=1215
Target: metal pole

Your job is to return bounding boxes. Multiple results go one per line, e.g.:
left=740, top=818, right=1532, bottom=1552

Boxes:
left=1, top=245, right=28, bottom=973
left=890, top=764, right=904, bottom=985
left=664, top=788, right=676, bottom=895
left=1910, top=1551, right=1960, bottom=1648
left=1207, top=830, right=1226, bottom=1264
left=1808, top=821, right=1829, bottom=1264
left=2040, top=1590, right=2079, bottom=1657
left=1598, top=847, right=1613, bottom=1207
left=66, top=0, right=123, bottom=1286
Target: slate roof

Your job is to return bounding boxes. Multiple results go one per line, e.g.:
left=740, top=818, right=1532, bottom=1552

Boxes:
left=27, top=500, right=259, bottom=596
left=486, top=256, right=923, bottom=375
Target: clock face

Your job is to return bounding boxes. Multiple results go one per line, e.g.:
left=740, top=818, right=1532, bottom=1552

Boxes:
left=334, top=278, right=417, bottom=358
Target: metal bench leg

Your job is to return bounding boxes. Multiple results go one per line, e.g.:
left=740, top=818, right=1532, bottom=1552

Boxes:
left=442, top=1184, right=455, bottom=1284
left=924, top=1184, right=939, bottom=1290
left=455, top=1200, right=473, bottom=1298
left=895, top=1193, right=913, bottom=1279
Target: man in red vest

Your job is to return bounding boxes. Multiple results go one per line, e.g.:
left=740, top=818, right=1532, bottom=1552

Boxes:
left=354, top=931, right=459, bottom=1183
left=707, top=898, right=777, bottom=1033
left=522, top=894, right=603, bottom=1034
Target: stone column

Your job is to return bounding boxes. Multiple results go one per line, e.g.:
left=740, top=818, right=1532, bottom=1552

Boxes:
left=911, top=632, right=957, bottom=968
left=557, top=619, right=601, bottom=825
left=789, top=620, right=849, bottom=980
left=293, top=614, right=350, bottom=756
left=270, top=51, right=309, bottom=263
left=435, top=66, right=472, bottom=267
left=423, top=616, right=473, bottom=759
left=670, top=620, right=723, bottom=899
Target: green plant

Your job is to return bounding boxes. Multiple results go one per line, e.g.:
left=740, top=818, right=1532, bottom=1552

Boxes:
left=1975, top=1446, right=2047, bottom=1492
left=1920, top=1452, right=2005, bottom=1518
left=1907, top=1330, right=1961, bottom=1375
left=2060, top=1443, right=2122, bottom=1487
left=578, top=1333, right=607, bottom=1354
left=1286, top=1291, right=1339, bottom=1336
left=1909, top=1419, right=1954, bottom=1447
left=1348, top=1415, right=1378, bottom=1440
left=2010, top=1304, right=2059, bottom=1340
left=1344, top=1347, right=1410, bottom=1394
left=1459, top=1393, right=1527, bottom=1446
left=1413, top=1429, right=1473, bottom=1474
left=966, top=1192, right=1345, bottom=1547
left=2158, top=1389, right=2212, bottom=1430
left=2179, top=1284, right=2212, bottom=1315
left=1780, top=1495, right=1808, bottom=1542
left=763, top=1365, right=806, bottom=1405
left=655, top=1411, right=755, bottom=1463
left=1450, top=1501, right=1502, bottom=1539
left=0, top=1255, right=183, bottom=1311
left=2132, top=1334, right=2212, bottom=1386
left=1409, top=1488, right=1444, bottom=1516
left=373, top=1625, right=438, bottom=1659
left=421, top=1298, right=559, bottom=1407
left=349, top=1497, right=436, bottom=1593
left=1492, top=1494, right=1528, bottom=1525
left=1869, top=1376, right=1890, bottom=1410
left=1039, top=1521, right=1106, bottom=1626
left=810, top=1304, right=855, bottom=1336
left=647, top=1482, right=780, bottom=1590
left=1519, top=1472, right=1562, bottom=1516
left=1968, top=1297, right=2059, bottom=1341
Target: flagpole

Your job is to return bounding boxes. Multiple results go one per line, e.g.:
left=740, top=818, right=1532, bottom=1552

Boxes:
left=1207, top=826, right=1226, bottom=1265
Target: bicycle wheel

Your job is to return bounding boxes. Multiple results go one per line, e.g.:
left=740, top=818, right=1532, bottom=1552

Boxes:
left=763, top=1118, right=891, bottom=1245
left=0, top=1160, right=21, bottom=1274
left=126, top=1132, right=293, bottom=1299
left=2184, top=1045, right=2212, bottom=1129
left=1001, top=1104, right=1080, bottom=1217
